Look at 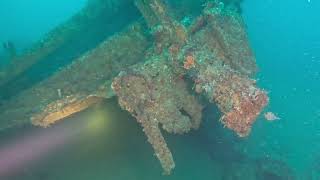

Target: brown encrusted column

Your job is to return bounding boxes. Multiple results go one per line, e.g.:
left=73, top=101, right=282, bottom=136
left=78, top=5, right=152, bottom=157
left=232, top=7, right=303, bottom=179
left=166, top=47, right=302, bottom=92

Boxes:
left=134, top=0, right=159, bottom=27
left=139, top=114, right=175, bottom=175
left=112, top=59, right=203, bottom=175
left=134, top=0, right=188, bottom=50
left=134, top=0, right=172, bottom=27
left=0, top=22, right=149, bottom=131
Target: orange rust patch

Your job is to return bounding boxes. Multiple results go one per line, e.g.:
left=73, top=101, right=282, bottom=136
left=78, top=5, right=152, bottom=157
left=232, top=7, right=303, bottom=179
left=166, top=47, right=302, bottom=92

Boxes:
left=183, top=55, right=196, bottom=70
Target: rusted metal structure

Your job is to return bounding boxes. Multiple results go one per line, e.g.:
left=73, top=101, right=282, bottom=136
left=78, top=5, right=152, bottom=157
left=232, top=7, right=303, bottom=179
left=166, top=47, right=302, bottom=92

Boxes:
left=0, top=0, right=268, bottom=174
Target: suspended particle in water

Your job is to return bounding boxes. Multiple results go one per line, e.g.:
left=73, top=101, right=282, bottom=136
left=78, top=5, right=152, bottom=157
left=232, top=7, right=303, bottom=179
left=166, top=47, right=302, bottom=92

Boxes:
left=264, top=112, right=280, bottom=121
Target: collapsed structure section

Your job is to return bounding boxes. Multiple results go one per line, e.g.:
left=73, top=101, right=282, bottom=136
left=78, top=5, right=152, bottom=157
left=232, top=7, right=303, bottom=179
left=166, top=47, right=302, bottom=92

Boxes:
left=0, top=0, right=269, bottom=175
left=111, top=0, right=269, bottom=172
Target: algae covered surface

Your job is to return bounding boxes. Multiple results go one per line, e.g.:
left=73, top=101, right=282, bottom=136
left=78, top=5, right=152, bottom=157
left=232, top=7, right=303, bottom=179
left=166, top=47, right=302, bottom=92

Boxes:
left=0, top=0, right=320, bottom=179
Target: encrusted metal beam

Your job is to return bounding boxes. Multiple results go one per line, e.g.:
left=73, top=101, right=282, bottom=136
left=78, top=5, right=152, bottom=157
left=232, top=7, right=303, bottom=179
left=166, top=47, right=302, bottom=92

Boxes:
left=0, top=22, right=149, bottom=131
left=0, top=0, right=136, bottom=88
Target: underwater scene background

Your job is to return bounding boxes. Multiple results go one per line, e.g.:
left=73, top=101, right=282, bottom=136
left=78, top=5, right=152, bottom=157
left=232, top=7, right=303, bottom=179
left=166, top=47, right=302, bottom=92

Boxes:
left=0, top=0, right=319, bottom=179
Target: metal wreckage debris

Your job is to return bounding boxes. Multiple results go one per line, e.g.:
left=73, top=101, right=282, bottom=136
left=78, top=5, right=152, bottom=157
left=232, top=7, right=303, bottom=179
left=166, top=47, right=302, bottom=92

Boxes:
left=0, top=0, right=269, bottom=175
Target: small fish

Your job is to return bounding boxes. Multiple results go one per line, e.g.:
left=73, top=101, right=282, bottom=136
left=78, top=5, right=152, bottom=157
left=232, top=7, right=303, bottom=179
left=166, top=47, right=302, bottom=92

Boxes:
left=264, top=112, right=280, bottom=121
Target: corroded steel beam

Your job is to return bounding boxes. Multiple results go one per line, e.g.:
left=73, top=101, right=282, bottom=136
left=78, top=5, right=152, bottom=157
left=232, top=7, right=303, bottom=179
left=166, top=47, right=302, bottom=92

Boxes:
left=0, top=0, right=136, bottom=88
left=0, top=22, right=149, bottom=131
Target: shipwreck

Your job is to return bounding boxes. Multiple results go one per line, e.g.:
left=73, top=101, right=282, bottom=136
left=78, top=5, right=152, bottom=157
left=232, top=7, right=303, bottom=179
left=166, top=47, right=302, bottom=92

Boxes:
left=0, top=0, right=269, bottom=175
